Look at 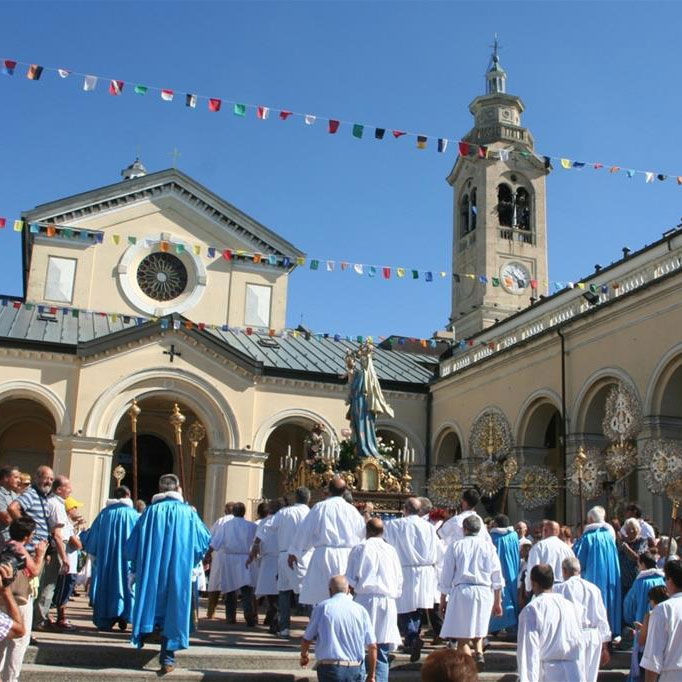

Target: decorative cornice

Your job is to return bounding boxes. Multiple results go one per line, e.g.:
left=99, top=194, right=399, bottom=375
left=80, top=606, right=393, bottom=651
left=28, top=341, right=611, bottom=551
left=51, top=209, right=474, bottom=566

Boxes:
left=52, top=434, right=118, bottom=453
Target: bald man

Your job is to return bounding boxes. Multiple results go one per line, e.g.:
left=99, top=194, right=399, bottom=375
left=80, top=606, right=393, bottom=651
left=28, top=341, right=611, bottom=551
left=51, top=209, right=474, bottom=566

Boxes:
left=301, top=576, right=377, bottom=682
left=524, top=520, right=575, bottom=592
left=346, top=519, right=402, bottom=682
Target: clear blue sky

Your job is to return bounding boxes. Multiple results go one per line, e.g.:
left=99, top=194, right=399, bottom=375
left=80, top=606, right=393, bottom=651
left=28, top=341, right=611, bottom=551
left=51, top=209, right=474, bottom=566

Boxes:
left=1, top=1, right=680, bottom=339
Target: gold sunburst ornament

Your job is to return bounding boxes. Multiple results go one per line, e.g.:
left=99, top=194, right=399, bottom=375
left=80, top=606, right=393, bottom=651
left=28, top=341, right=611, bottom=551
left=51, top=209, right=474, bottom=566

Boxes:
left=473, top=459, right=505, bottom=497
left=567, top=446, right=604, bottom=499
left=515, top=465, right=559, bottom=510
left=427, top=465, right=465, bottom=508
left=639, top=439, right=682, bottom=494
left=469, top=411, right=513, bottom=460
left=602, top=382, right=642, bottom=444
left=604, top=441, right=637, bottom=480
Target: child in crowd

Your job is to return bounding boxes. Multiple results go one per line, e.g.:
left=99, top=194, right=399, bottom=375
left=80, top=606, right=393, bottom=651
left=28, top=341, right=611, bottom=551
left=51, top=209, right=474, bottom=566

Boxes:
left=630, top=585, right=668, bottom=682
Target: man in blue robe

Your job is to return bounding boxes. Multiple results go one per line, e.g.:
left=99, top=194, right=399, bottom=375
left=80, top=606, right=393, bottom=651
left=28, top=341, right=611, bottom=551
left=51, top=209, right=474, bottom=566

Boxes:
left=623, top=552, right=665, bottom=626
left=124, top=474, right=210, bottom=674
left=489, top=513, right=520, bottom=634
left=573, top=505, right=622, bottom=637
left=83, top=485, right=139, bottom=630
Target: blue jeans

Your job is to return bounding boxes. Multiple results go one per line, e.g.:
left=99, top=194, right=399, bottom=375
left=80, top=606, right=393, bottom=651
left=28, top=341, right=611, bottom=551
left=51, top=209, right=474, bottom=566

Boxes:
left=398, top=610, right=422, bottom=645
left=160, top=637, right=175, bottom=666
left=374, top=644, right=390, bottom=682
left=278, top=590, right=292, bottom=631
left=316, top=664, right=363, bottom=682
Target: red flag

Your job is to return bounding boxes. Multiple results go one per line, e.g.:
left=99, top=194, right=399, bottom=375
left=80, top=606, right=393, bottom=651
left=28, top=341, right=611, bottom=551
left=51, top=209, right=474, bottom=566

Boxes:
left=392, top=130, right=406, bottom=138
left=467, top=339, right=474, bottom=346
left=208, top=98, right=221, bottom=112
left=382, top=267, right=391, bottom=279
left=257, top=106, right=269, bottom=119
left=12, top=301, right=20, bottom=309
left=253, top=253, right=262, bottom=263
left=477, top=145, right=487, bottom=158
left=246, top=327, right=253, bottom=336
left=109, top=80, right=124, bottom=95
left=160, top=241, right=170, bottom=252
left=279, top=110, right=292, bottom=120
left=223, top=249, right=232, bottom=260
left=198, top=322, right=206, bottom=330
left=458, top=142, right=470, bottom=157
left=530, top=279, right=538, bottom=289
left=0, top=218, right=5, bottom=229
left=593, top=163, right=604, bottom=170
left=328, top=119, right=340, bottom=134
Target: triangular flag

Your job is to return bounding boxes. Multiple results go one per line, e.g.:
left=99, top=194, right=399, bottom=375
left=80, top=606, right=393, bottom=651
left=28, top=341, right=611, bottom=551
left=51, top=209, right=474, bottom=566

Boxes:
left=109, top=80, right=124, bottom=95
left=257, top=106, right=269, bottom=119
left=326, top=260, right=335, bottom=271
left=353, top=264, right=364, bottom=275
left=160, top=241, right=169, bottom=252
left=2, top=60, right=16, bottom=76
left=478, top=145, right=487, bottom=158
left=328, top=119, right=340, bottom=134
left=458, top=142, right=470, bottom=156
left=572, top=161, right=585, bottom=169
left=175, top=244, right=185, bottom=254
left=396, top=267, right=405, bottom=278
left=658, top=174, right=668, bottom=181
left=27, top=64, right=43, bottom=80
left=392, top=130, right=406, bottom=138
left=645, top=172, right=654, bottom=183
left=437, top=139, right=448, bottom=153
left=193, top=244, right=201, bottom=255
left=128, top=236, right=137, bottom=245
left=352, top=124, right=364, bottom=139
left=233, top=103, right=246, bottom=117
left=112, top=234, right=120, bottom=245
left=382, top=267, right=391, bottom=279
left=279, top=110, right=293, bottom=120
left=304, top=114, right=316, bottom=125
left=375, top=128, right=385, bottom=139
left=593, top=163, right=603, bottom=169
left=208, top=247, right=216, bottom=258
left=222, top=249, right=232, bottom=260
left=57, top=69, right=70, bottom=78
left=161, top=89, right=174, bottom=101
left=677, top=177, right=682, bottom=185
left=134, top=85, right=148, bottom=95
left=0, top=218, right=5, bottom=229
left=83, top=75, right=98, bottom=91
left=492, top=277, right=500, bottom=287
left=412, top=270, right=419, bottom=279
left=208, top=98, right=221, bottom=112
left=499, top=149, right=510, bottom=161
left=425, top=272, right=433, bottom=282
left=253, top=253, right=262, bottom=263
left=416, top=136, right=427, bottom=149
left=296, top=256, right=305, bottom=266
left=627, top=169, right=635, bottom=178
left=609, top=166, right=620, bottom=173
left=13, top=220, right=23, bottom=232
left=368, top=266, right=376, bottom=278
left=543, top=156, right=552, bottom=169
left=560, top=159, right=571, bottom=169
left=310, top=259, right=319, bottom=270
left=341, top=261, right=349, bottom=271
left=185, top=93, right=197, bottom=108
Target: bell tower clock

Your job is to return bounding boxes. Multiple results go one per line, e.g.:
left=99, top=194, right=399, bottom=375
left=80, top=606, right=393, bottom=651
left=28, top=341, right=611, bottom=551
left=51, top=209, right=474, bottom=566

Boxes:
left=446, top=40, right=551, bottom=340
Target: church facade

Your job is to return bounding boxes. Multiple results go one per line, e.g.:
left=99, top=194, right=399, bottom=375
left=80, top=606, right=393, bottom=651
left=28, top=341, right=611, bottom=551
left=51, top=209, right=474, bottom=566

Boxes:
left=1, top=54, right=680, bottom=528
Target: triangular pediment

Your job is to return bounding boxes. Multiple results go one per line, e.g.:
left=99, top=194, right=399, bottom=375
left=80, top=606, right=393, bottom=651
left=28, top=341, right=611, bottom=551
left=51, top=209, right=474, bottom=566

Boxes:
left=23, top=168, right=304, bottom=259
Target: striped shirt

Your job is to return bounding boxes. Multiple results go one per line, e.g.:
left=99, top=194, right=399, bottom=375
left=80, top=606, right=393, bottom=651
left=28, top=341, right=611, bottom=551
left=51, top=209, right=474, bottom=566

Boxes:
left=16, top=486, right=51, bottom=549
left=0, top=612, right=11, bottom=642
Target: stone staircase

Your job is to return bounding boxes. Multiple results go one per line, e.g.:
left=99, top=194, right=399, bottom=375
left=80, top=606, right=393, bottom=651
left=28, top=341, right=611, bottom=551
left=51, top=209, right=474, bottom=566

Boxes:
left=19, top=596, right=630, bottom=680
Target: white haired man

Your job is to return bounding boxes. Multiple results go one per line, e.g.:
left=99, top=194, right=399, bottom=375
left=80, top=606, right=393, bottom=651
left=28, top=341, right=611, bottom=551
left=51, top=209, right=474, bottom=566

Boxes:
left=555, top=556, right=611, bottom=682
left=573, top=506, right=621, bottom=638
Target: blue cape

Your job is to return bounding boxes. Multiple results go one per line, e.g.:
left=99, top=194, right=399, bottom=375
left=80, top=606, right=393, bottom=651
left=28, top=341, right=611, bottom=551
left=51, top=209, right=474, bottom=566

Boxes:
left=124, top=497, right=210, bottom=651
left=623, top=570, right=665, bottom=625
left=83, top=501, right=139, bottom=629
left=489, top=529, right=520, bottom=631
left=573, top=527, right=622, bottom=636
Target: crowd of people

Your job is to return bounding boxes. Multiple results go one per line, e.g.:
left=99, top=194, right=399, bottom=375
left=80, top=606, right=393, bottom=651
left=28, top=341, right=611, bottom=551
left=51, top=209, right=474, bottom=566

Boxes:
left=0, top=462, right=681, bottom=682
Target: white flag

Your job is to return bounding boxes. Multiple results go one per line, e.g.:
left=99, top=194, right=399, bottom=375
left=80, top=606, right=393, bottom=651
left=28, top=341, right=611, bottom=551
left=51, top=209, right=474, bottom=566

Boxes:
left=645, top=172, right=654, bottom=183
left=305, top=114, right=316, bottom=125
left=173, top=320, right=181, bottom=330
left=499, top=149, right=510, bottom=161
left=326, top=260, right=335, bottom=271
left=57, top=69, right=70, bottom=78
left=353, top=264, right=364, bottom=275
left=83, top=75, right=98, bottom=92
left=257, top=106, right=269, bottom=120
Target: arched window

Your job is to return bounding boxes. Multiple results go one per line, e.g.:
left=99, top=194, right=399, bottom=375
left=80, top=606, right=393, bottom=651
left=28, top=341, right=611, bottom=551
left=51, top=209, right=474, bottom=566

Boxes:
left=460, top=194, right=470, bottom=237
left=515, top=188, right=531, bottom=231
left=470, top=189, right=477, bottom=232
left=497, top=184, right=513, bottom=227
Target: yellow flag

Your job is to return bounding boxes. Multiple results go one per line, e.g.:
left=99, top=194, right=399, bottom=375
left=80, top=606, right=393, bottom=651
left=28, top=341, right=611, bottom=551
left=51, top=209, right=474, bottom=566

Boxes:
left=577, top=282, right=585, bottom=289
left=561, top=159, right=571, bottom=169
left=397, top=268, right=405, bottom=278
left=193, top=244, right=201, bottom=255
left=111, top=314, right=118, bottom=322
left=13, top=220, right=23, bottom=232
left=296, top=257, right=306, bottom=266
left=113, top=234, right=120, bottom=245
left=440, top=272, right=447, bottom=278
left=466, top=274, right=475, bottom=280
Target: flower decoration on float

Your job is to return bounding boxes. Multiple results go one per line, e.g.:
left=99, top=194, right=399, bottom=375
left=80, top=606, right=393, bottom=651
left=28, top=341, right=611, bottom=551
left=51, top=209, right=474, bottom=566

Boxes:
left=468, top=410, right=513, bottom=461
left=567, top=446, right=604, bottom=499
left=515, top=465, right=559, bottom=510
left=640, top=439, right=682, bottom=494
left=426, top=465, right=465, bottom=508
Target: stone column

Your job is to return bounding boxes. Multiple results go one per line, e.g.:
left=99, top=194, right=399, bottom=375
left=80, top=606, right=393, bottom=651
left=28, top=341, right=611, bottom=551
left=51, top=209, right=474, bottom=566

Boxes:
left=203, top=448, right=268, bottom=524
left=51, top=435, right=118, bottom=520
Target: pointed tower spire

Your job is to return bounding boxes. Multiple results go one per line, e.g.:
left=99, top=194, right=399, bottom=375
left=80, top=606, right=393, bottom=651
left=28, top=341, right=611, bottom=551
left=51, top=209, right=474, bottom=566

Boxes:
left=486, top=34, right=506, bottom=94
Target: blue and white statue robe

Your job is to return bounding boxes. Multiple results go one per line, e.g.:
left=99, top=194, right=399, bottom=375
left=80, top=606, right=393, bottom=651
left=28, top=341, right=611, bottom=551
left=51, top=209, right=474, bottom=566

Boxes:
left=573, top=523, right=622, bottom=636
left=623, top=568, right=665, bottom=626
left=124, top=492, right=211, bottom=652
left=489, top=527, right=520, bottom=632
left=83, top=498, right=139, bottom=629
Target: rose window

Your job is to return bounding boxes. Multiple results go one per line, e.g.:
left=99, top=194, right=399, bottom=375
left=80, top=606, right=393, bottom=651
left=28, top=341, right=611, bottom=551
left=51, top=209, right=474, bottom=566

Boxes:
left=136, top=253, right=188, bottom=301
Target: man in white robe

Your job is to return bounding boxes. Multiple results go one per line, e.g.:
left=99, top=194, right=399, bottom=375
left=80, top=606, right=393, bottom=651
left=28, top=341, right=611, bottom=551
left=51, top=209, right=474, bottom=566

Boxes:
left=206, top=502, right=233, bottom=618
left=524, top=520, right=575, bottom=592
left=517, top=563, right=585, bottom=682
left=438, top=488, right=492, bottom=546
left=211, top=502, right=257, bottom=626
left=641, top=558, right=682, bottom=682
left=289, top=476, right=364, bottom=607
left=439, top=513, right=503, bottom=668
left=269, top=487, right=311, bottom=637
left=554, top=556, right=611, bottom=682
left=417, top=497, right=444, bottom=644
left=346, top=518, right=402, bottom=682
left=383, top=497, right=441, bottom=663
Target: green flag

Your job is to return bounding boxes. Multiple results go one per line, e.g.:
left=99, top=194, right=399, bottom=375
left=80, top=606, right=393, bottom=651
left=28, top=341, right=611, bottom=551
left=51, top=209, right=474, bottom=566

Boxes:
left=134, top=85, right=147, bottom=95
left=352, top=124, right=364, bottom=139
left=310, top=259, right=319, bottom=270
left=234, top=103, right=246, bottom=117
left=412, top=270, right=419, bottom=279
left=492, top=277, right=500, bottom=287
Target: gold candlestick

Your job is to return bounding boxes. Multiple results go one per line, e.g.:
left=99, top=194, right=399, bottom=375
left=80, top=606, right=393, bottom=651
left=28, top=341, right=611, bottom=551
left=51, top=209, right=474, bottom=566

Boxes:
left=169, top=403, right=187, bottom=493
left=128, top=398, right=141, bottom=501
left=574, top=446, right=588, bottom=528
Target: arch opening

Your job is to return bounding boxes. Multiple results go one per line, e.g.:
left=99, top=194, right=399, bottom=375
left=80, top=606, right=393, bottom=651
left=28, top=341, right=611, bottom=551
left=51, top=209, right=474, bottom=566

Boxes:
left=0, top=398, right=56, bottom=474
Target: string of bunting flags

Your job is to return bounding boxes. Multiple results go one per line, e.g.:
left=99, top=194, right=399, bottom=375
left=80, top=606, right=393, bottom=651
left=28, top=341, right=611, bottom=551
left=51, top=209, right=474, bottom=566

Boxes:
left=2, top=56, right=682, bottom=183
left=1, top=216, right=628, bottom=291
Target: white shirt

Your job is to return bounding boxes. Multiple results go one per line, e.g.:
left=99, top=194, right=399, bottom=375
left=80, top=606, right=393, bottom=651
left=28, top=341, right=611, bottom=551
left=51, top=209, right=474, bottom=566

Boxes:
left=209, top=513, right=233, bottom=542
left=517, top=592, right=584, bottom=682
left=641, top=591, right=682, bottom=678
left=346, top=537, right=402, bottom=600
left=554, top=575, right=611, bottom=642
left=438, top=534, right=504, bottom=593
left=620, top=519, right=655, bottom=542
left=270, top=503, right=310, bottom=554
left=212, top=516, right=256, bottom=555
left=49, top=496, right=78, bottom=573
left=439, top=510, right=492, bottom=546
left=525, top=535, right=575, bottom=591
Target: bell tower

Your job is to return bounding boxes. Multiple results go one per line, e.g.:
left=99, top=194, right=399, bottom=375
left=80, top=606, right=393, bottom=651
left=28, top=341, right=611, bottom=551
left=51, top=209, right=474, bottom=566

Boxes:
left=446, top=39, right=550, bottom=340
